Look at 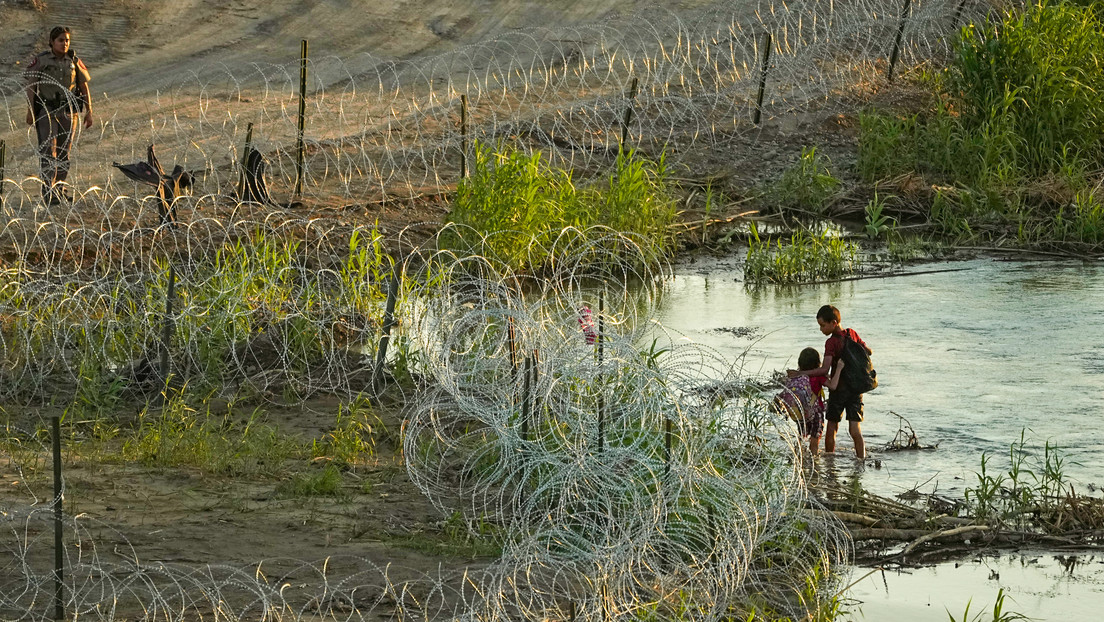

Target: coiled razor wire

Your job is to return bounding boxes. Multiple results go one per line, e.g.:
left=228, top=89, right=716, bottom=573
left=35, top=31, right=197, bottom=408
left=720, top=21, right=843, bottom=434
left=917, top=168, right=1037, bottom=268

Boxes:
left=2, top=0, right=990, bottom=211
left=1, top=237, right=851, bottom=620
left=0, top=0, right=982, bottom=615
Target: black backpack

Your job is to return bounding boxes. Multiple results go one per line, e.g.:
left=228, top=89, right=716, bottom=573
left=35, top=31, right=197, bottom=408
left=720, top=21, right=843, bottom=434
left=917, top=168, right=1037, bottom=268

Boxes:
left=838, top=330, right=877, bottom=393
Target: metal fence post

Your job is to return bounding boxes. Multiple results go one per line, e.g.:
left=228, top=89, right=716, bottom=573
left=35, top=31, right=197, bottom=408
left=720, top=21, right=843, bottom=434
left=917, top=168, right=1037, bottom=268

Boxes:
left=754, top=32, right=773, bottom=125
left=52, top=416, right=64, bottom=621
left=295, top=39, right=308, bottom=198
left=460, top=94, right=469, bottom=179
left=620, top=77, right=639, bottom=150
left=887, top=0, right=912, bottom=82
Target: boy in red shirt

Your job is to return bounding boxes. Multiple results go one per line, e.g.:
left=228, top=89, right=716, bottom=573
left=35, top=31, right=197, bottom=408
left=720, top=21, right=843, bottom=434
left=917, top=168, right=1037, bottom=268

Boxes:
left=788, top=305, right=871, bottom=459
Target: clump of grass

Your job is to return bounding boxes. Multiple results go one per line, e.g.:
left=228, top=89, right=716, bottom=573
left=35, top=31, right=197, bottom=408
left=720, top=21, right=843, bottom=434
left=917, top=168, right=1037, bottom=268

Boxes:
left=743, top=223, right=858, bottom=285
left=947, top=588, right=1030, bottom=622
left=121, top=396, right=303, bottom=475
left=949, top=1, right=1104, bottom=178
left=963, top=431, right=1101, bottom=532
left=276, top=463, right=345, bottom=498
left=445, top=141, right=676, bottom=272
left=392, top=510, right=503, bottom=559
left=312, top=395, right=394, bottom=470
left=769, top=146, right=842, bottom=213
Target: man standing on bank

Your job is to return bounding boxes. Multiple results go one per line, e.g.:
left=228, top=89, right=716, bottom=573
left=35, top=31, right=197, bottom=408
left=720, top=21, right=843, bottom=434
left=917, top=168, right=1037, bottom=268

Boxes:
left=24, top=26, right=94, bottom=205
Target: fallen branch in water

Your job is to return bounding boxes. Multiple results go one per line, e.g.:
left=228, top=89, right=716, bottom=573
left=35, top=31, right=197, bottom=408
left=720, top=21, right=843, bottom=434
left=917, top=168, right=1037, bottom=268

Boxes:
left=785, top=266, right=971, bottom=287
left=670, top=210, right=758, bottom=231
left=897, top=525, right=991, bottom=559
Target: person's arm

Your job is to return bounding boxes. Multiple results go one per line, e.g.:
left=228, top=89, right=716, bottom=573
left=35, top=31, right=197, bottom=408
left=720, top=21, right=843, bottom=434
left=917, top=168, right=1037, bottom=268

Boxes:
left=25, top=84, right=36, bottom=126
left=824, top=359, right=845, bottom=391
left=75, top=58, right=93, bottom=128
left=24, top=54, right=40, bottom=127
left=78, top=80, right=93, bottom=128
left=787, top=354, right=833, bottom=379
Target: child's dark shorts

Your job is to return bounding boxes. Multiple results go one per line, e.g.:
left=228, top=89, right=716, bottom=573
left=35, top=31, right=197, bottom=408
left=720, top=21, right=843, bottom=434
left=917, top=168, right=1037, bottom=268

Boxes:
left=826, top=391, right=864, bottom=423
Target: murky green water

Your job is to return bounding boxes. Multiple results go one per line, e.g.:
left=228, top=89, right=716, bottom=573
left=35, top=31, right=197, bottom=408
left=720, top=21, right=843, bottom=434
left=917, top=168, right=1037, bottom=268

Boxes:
left=655, top=256, right=1104, bottom=620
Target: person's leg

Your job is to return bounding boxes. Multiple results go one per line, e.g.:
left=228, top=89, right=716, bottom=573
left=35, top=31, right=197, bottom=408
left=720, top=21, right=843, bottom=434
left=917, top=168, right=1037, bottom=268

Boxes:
left=849, top=421, right=865, bottom=459
left=808, top=434, right=820, bottom=456
left=52, top=111, right=75, bottom=200
left=33, top=109, right=57, bottom=199
left=824, top=420, right=839, bottom=453
left=824, top=395, right=844, bottom=453
left=846, top=395, right=866, bottom=459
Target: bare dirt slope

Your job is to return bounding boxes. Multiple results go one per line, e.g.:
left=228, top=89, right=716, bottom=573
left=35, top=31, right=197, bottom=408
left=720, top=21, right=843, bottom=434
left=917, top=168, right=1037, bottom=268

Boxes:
left=4, top=0, right=716, bottom=95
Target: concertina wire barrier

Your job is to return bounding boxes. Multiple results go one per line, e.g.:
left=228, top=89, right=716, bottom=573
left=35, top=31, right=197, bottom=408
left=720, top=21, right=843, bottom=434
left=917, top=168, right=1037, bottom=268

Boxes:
left=2, top=238, right=853, bottom=620
left=0, top=0, right=983, bottom=619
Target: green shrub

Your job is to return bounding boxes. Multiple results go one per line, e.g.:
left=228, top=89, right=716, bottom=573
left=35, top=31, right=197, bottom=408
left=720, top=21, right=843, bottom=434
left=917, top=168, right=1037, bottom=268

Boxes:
left=445, top=142, right=676, bottom=271
left=948, top=1, right=1104, bottom=177
left=769, top=147, right=841, bottom=213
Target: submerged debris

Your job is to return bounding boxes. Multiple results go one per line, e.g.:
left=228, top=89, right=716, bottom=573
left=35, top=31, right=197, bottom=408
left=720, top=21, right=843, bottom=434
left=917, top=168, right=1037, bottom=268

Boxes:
left=883, top=411, right=937, bottom=451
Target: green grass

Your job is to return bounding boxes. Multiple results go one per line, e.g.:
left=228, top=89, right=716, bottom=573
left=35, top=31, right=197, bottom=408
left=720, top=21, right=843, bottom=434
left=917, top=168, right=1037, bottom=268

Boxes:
left=856, top=1, right=1104, bottom=251
left=962, top=431, right=1098, bottom=532
left=769, top=147, right=842, bottom=213
left=947, top=588, right=1030, bottom=622
left=0, top=227, right=396, bottom=402
left=120, top=396, right=304, bottom=475
left=744, top=223, right=858, bottom=285
left=311, top=394, right=396, bottom=470
left=444, top=141, right=677, bottom=272
left=276, top=463, right=346, bottom=498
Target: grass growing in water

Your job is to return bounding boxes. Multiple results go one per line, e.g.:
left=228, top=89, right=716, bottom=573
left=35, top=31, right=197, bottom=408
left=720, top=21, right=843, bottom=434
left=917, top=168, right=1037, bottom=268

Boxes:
left=947, top=588, right=1030, bottom=622
left=963, top=431, right=1101, bottom=532
left=445, top=141, right=676, bottom=272
left=744, top=223, right=858, bottom=285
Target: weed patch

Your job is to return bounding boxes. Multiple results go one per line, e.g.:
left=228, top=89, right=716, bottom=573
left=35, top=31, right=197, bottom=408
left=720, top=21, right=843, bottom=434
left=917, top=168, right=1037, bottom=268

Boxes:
left=744, top=223, right=858, bottom=285
left=121, top=397, right=304, bottom=476
left=444, top=142, right=676, bottom=271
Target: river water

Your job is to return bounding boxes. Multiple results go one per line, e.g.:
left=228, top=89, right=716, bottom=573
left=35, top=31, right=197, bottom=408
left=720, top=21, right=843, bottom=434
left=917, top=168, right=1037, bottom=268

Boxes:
left=653, top=255, right=1104, bottom=619
left=655, top=256, right=1103, bottom=497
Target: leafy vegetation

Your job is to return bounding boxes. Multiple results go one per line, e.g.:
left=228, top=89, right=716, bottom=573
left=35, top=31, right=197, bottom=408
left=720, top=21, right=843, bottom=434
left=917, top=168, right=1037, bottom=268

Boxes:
left=121, top=396, right=303, bottom=475
left=444, top=141, right=677, bottom=271
left=744, top=223, right=858, bottom=285
left=769, top=147, right=842, bottom=214
left=857, top=1, right=1104, bottom=250
left=961, top=431, right=1099, bottom=532
left=947, top=588, right=1030, bottom=622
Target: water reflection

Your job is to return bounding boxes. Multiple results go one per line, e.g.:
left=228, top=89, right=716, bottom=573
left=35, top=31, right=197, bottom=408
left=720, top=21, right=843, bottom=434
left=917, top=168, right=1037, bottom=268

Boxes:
left=849, top=551, right=1104, bottom=621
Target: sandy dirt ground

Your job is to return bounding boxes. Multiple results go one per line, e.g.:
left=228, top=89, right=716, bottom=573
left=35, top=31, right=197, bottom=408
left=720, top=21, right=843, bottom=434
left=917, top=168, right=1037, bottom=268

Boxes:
left=3, top=0, right=722, bottom=97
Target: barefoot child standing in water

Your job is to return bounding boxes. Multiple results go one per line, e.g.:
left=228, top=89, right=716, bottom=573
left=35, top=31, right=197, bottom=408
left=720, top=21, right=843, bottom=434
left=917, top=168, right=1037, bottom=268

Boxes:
left=788, top=305, right=873, bottom=459
left=774, top=347, right=845, bottom=456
